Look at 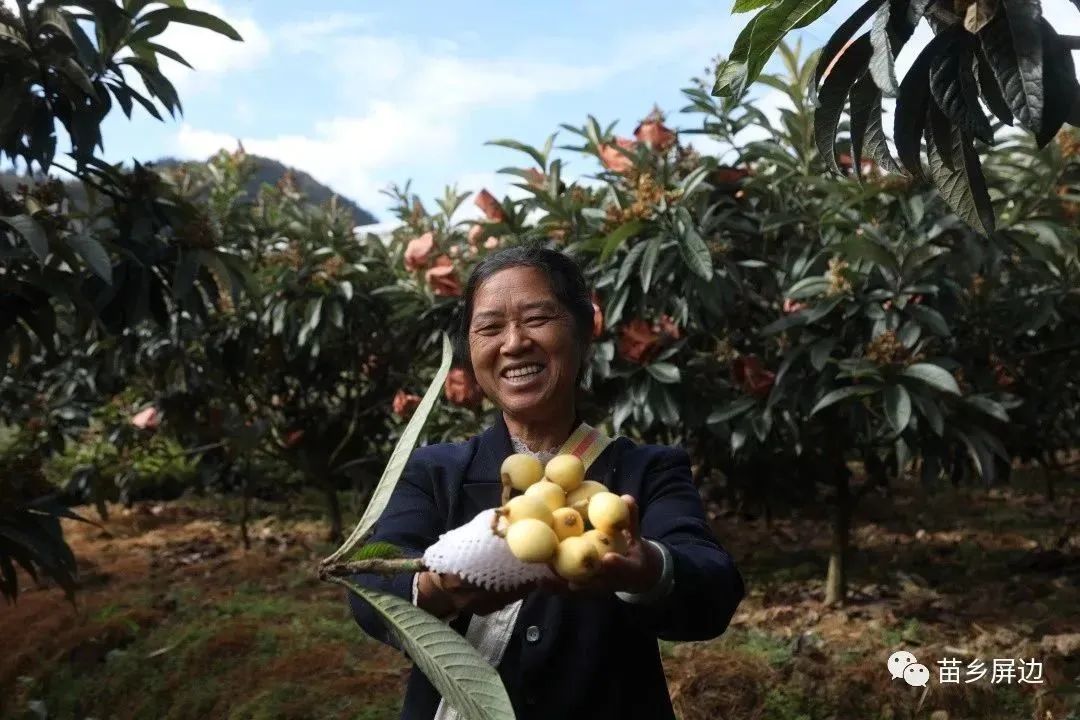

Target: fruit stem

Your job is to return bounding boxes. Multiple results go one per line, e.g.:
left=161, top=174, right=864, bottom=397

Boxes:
left=319, top=558, right=425, bottom=579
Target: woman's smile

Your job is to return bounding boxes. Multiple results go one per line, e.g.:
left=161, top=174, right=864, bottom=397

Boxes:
left=500, top=362, right=547, bottom=386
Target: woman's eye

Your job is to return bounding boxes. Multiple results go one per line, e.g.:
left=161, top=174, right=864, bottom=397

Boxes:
left=525, top=315, right=552, bottom=325
left=475, top=324, right=502, bottom=335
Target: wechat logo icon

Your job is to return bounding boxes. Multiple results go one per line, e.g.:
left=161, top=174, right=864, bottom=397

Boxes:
left=888, top=650, right=930, bottom=687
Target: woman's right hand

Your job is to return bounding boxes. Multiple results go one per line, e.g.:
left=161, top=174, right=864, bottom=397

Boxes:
left=416, top=571, right=534, bottom=618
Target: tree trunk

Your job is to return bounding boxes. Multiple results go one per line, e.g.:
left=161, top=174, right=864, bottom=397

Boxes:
left=240, top=462, right=251, bottom=551
left=325, top=484, right=343, bottom=544
left=825, top=466, right=851, bottom=607
left=1042, top=451, right=1057, bottom=503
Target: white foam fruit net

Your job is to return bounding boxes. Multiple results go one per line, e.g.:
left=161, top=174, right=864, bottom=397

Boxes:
left=422, top=509, right=555, bottom=591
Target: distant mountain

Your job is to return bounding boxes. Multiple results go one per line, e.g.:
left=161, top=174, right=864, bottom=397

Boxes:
left=1, top=154, right=378, bottom=227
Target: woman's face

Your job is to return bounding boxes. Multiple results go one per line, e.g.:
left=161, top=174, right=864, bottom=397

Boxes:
left=468, top=266, right=581, bottom=422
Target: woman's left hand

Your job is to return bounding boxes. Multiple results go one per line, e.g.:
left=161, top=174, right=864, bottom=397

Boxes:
left=539, top=495, right=664, bottom=596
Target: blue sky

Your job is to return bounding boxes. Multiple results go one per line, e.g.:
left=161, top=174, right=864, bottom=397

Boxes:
left=48, top=0, right=1080, bottom=227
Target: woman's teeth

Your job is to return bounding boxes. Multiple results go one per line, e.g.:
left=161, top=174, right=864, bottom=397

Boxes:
left=505, top=364, right=543, bottom=380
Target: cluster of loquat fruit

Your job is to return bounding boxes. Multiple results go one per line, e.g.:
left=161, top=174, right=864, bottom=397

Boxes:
left=495, top=454, right=631, bottom=582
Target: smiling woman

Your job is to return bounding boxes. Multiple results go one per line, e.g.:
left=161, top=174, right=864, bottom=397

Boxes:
left=347, top=245, right=745, bottom=720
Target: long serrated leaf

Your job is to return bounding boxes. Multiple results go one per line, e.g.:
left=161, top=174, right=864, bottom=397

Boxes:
left=707, top=397, right=758, bottom=424
left=965, top=396, right=1009, bottom=422
left=679, top=222, right=713, bottom=280
left=646, top=362, right=680, bottom=384
left=841, top=234, right=899, bottom=273
left=68, top=230, right=112, bottom=283
left=337, top=582, right=515, bottom=720
left=640, top=237, right=661, bottom=292
left=731, top=0, right=839, bottom=88
left=901, top=362, right=960, bottom=394
left=883, top=384, right=912, bottom=432
left=930, top=36, right=994, bottom=143
left=485, top=139, right=545, bottom=169
left=910, top=390, right=944, bottom=435
left=600, top=221, right=642, bottom=263
left=810, top=385, right=878, bottom=416
left=926, top=101, right=955, bottom=172
left=895, top=28, right=957, bottom=180
left=3, top=214, right=49, bottom=261
left=975, top=46, right=1014, bottom=125
left=139, top=6, right=242, bottom=41
left=816, top=34, right=872, bottom=176
left=850, top=72, right=901, bottom=178
left=908, top=304, right=950, bottom=336
left=977, top=0, right=1043, bottom=133
left=813, top=0, right=885, bottom=94
left=868, top=0, right=916, bottom=97
left=926, top=124, right=995, bottom=235
left=1035, top=21, right=1078, bottom=147
left=326, top=335, right=453, bottom=564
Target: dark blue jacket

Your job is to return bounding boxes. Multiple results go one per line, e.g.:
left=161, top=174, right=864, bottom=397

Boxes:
left=347, top=415, right=745, bottom=720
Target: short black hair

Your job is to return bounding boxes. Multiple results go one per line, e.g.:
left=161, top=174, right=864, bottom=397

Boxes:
left=454, top=245, right=593, bottom=378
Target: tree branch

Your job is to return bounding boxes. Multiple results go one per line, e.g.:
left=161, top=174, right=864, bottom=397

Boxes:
left=318, top=557, right=424, bottom=580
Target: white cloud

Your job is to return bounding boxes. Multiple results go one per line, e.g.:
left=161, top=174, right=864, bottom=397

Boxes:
left=172, top=26, right=624, bottom=212
left=154, top=0, right=270, bottom=89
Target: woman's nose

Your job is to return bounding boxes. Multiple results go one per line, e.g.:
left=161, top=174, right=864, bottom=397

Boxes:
left=501, top=323, right=531, bottom=353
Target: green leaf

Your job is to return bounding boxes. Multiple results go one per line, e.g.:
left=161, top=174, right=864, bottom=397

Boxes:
left=139, top=7, right=243, bottom=41
left=677, top=215, right=713, bottom=280
left=883, top=384, right=912, bottom=432
left=645, top=362, right=681, bottom=384
left=337, top=582, right=515, bottom=720
left=840, top=235, right=899, bottom=274
left=679, top=165, right=711, bottom=198
left=729, top=0, right=839, bottom=90
left=786, top=276, right=830, bottom=300
left=815, top=34, right=872, bottom=176
left=617, top=240, right=648, bottom=290
left=975, top=46, right=1014, bottom=125
left=965, top=396, right=1009, bottom=423
left=752, top=410, right=773, bottom=441
left=68, top=231, right=112, bottom=283
left=3, top=215, right=48, bottom=261
left=810, top=337, right=836, bottom=370
left=813, top=0, right=885, bottom=93
left=925, top=124, right=995, bottom=236
left=732, top=0, right=774, bottom=12
left=348, top=542, right=403, bottom=561
left=485, top=138, right=546, bottom=169
left=908, top=304, right=950, bottom=336
left=929, top=36, right=993, bottom=144
left=897, top=321, right=921, bottom=348
left=640, top=237, right=661, bottom=292
left=707, top=397, right=758, bottom=424
left=901, top=362, right=960, bottom=395
left=868, top=0, right=917, bottom=96
left=326, top=335, right=453, bottom=563
left=599, top=221, right=642, bottom=262
left=712, top=57, right=749, bottom=98
left=810, top=385, right=878, bottom=416
left=1035, top=21, right=1078, bottom=147
left=895, top=28, right=957, bottom=180
left=145, top=40, right=193, bottom=68
left=910, top=390, right=944, bottom=436
left=849, top=72, right=900, bottom=178
left=977, top=0, right=1044, bottom=133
